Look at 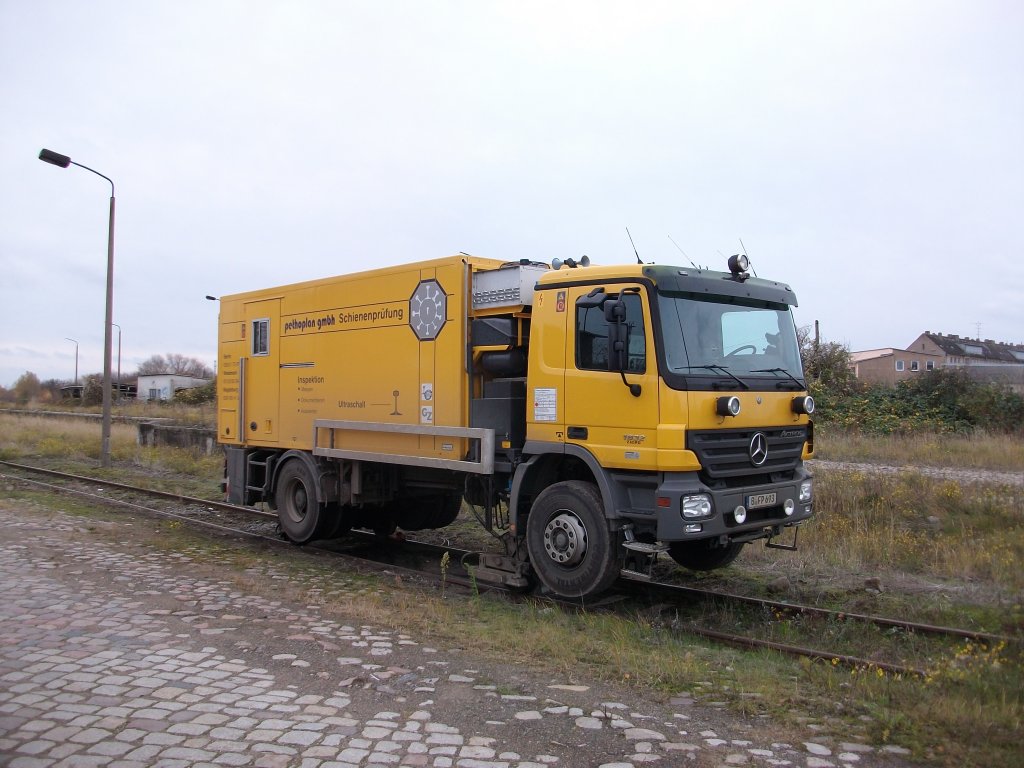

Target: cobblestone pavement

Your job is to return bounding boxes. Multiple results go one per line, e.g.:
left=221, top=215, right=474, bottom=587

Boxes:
left=0, top=502, right=913, bottom=768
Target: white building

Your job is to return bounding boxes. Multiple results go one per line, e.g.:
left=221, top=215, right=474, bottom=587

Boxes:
left=137, top=374, right=210, bottom=402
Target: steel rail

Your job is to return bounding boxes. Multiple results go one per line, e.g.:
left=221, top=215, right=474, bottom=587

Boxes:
left=0, top=466, right=484, bottom=597
left=0, top=459, right=275, bottom=518
left=683, top=625, right=928, bottom=678
left=627, top=577, right=1016, bottom=647
left=3, top=459, right=1011, bottom=677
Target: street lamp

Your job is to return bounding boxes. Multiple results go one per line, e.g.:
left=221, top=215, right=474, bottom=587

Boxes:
left=40, top=148, right=116, bottom=468
left=111, top=322, right=122, bottom=399
left=64, top=337, right=79, bottom=384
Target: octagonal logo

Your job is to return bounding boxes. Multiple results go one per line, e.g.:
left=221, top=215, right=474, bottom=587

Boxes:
left=409, top=279, right=447, bottom=341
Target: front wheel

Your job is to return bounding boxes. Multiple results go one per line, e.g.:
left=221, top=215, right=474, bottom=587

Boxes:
left=525, top=481, right=619, bottom=599
left=668, top=540, right=744, bottom=571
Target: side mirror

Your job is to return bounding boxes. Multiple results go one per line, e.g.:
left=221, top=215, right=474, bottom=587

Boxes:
left=603, top=299, right=628, bottom=372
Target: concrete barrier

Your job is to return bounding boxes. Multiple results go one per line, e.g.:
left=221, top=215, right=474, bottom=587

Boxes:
left=136, top=422, right=219, bottom=455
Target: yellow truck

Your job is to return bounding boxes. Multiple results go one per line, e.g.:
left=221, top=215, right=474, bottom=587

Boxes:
left=217, top=253, right=815, bottom=598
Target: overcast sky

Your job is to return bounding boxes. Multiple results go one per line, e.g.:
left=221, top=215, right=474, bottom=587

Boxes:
left=1, top=0, right=1021, bottom=388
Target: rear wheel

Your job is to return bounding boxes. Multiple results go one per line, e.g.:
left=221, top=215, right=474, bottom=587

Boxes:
left=525, top=481, right=618, bottom=599
left=275, top=460, right=324, bottom=544
left=668, top=540, right=744, bottom=571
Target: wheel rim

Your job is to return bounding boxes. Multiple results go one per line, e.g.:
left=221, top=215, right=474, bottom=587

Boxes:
left=286, top=481, right=308, bottom=523
left=542, top=511, right=588, bottom=566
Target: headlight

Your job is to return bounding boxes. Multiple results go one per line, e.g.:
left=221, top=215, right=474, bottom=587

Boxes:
left=682, top=494, right=712, bottom=519
left=799, top=481, right=812, bottom=502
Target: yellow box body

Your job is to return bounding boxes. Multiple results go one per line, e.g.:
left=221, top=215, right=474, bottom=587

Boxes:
left=217, top=255, right=507, bottom=463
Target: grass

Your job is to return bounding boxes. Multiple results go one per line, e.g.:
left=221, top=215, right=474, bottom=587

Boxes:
left=740, top=468, right=1024, bottom=598
left=0, top=399, right=216, bottom=427
left=2, top=411, right=1023, bottom=765
left=0, top=412, right=222, bottom=498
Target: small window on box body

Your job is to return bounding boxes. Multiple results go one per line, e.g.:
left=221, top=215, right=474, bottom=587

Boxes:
left=252, top=318, right=270, bottom=356
left=927, top=360, right=935, bottom=371
left=911, top=360, right=920, bottom=372
left=895, top=360, right=905, bottom=372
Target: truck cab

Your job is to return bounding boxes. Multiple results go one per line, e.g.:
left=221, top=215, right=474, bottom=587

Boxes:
left=481, top=256, right=814, bottom=597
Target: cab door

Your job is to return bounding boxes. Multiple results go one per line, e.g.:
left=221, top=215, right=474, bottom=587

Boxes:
left=563, top=284, right=659, bottom=469
left=243, top=298, right=281, bottom=444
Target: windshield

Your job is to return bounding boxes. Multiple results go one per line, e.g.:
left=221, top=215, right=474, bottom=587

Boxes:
left=657, top=291, right=804, bottom=385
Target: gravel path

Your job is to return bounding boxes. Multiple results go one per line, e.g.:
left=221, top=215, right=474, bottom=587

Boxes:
left=808, top=460, right=1023, bottom=487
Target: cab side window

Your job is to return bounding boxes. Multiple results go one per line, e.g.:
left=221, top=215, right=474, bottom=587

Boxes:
left=575, top=293, right=645, bottom=372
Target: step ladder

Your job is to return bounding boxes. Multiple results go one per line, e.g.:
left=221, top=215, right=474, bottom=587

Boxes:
left=620, top=526, right=669, bottom=581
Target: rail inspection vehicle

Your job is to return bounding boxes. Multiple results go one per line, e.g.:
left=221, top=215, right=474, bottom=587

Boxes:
left=216, top=253, right=815, bottom=598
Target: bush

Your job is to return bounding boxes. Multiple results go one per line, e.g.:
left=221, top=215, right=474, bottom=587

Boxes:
left=812, top=369, right=1024, bottom=436
left=174, top=379, right=216, bottom=405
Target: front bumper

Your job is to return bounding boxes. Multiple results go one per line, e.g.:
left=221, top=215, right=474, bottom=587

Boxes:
left=652, top=466, right=814, bottom=542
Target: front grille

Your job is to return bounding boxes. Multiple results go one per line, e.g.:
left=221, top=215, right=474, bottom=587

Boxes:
left=687, top=426, right=807, bottom=480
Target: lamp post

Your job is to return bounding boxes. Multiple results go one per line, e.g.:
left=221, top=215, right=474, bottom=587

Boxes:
left=40, top=148, right=116, bottom=468
left=64, top=337, right=79, bottom=384
left=111, top=322, right=122, bottom=399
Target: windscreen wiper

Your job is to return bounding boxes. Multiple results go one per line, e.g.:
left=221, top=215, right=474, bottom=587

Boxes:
left=684, top=365, right=749, bottom=390
left=751, top=367, right=805, bottom=390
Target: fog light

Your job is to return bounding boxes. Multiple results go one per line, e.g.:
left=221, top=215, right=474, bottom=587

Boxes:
left=799, top=481, right=812, bottom=502
left=784, top=499, right=795, bottom=516
left=733, top=505, right=747, bottom=524
left=682, top=494, right=712, bottom=519
left=684, top=523, right=703, bottom=534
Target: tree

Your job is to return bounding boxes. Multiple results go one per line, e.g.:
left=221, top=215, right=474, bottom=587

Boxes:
left=13, top=371, right=41, bottom=405
left=797, top=326, right=856, bottom=395
left=39, top=379, right=65, bottom=404
left=81, top=374, right=104, bottom=406
left=137, top=353, right=213, bottom=379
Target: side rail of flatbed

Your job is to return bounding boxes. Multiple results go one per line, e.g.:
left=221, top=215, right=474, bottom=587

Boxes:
left=312, top=420, right=495, bottom=475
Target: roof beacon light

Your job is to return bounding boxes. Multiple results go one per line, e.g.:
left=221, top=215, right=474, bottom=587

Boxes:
left=728, top=254, right=750, bottom=276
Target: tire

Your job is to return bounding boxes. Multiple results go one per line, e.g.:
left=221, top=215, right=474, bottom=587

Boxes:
left=390, top=493, right=463, bottom=531
left=275, top=460, right=324, bottom=544
left=318, top=503, right=351, bottom=539
left=525, top=481, right=619, bottom=599
left=423, top=493, right=463, bottom=529
left=668, top=540, right=745, bottom=571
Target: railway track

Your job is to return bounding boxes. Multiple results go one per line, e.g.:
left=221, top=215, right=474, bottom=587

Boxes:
left=2, top=459, right=1013, bottom=679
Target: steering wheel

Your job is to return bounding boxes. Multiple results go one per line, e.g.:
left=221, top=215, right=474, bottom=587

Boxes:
left=726, top=345, right=757, bottom=356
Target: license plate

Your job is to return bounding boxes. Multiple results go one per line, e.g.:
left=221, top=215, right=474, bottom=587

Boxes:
left=746, top=492, right=777, bottom=510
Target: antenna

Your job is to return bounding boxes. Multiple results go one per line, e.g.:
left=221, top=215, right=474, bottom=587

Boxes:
left=625, top=227, right=643, bottom=265
left=668, top=235, right=697, bottom=268
left=739, top=237, right=757, bottom=276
